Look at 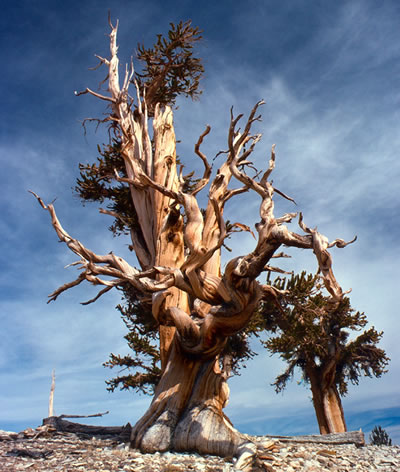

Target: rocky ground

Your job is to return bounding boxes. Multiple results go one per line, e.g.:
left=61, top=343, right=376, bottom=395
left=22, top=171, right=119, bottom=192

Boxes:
left=1, top=426, right=399, bottom=471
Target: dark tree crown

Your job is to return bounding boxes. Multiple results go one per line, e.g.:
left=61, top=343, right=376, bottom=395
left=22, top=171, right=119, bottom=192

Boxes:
left=369, top=425, right=393, bottom=446
left=75, top=141, right=139, bottom=239
left=260, top=271, right=389, bottom=396
left=135, top=20, right=204, bottom=114
left=103, top=285, right=161, bottom=394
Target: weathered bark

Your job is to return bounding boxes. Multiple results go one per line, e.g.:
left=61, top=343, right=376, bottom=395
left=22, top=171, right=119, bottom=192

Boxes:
left=267, top=431, right=364, bottom=447
left=48, top=369, right=55, bottom=418
left=33, top=17, right=355, bottom=460
left=42, top=416, right=132, bottom=441
left=130, top=264, right=262, bottom=454
left=130, top=341, right=243, bottom=455
left=308, top=369, right=347, bottom=434
left=151, top=106, right=188, bottom=371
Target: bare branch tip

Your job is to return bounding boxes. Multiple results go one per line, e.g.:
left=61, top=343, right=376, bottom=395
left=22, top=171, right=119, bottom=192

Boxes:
left=28, top=190, right=47, bottom=209
left=107, top=11, right=116, bottom=29
left=74, top=89, right=88, bottom=97
left=28, top=189, right=39, bottom=198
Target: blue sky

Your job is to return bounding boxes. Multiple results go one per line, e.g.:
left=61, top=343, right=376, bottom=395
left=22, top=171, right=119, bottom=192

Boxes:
left=1, top=0, right=399, bottom=444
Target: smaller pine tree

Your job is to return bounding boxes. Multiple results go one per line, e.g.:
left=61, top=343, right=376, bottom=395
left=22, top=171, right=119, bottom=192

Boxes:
left=369, top=425, right=393, bottom=446
left=259, top=271, right=390, bottom=434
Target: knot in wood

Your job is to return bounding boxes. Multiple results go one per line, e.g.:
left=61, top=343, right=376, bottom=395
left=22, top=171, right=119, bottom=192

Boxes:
left=214, top=174, right=224, bottom=186
left=167, top=231, right=177, bottom=242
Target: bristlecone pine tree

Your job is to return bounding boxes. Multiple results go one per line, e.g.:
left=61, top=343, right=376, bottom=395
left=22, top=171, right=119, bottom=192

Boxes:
left=261, top=272, right=389, bottom=434
left=32, top=17, right=357, bottom=457
left=369, top=425, right=393, bottom=446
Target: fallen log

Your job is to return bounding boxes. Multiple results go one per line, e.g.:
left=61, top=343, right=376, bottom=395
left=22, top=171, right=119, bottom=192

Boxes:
left=42, top=416, right=132, bottom=441
left=6, top=447, right=53, bottom=459
left=58, top=411, right=110, bottom=419
left=263, top=430, right=365, bottom=447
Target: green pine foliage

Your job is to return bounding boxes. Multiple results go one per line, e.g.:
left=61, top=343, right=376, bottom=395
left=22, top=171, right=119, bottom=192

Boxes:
left=76, top=140, right=139, bottom=238
left=103, top=285, right=161, bottom=394
left=135, top=20, right=204, bottom=113
left=370, top=425, right=393, bottom=446
left=260, top=271, right=389, bottom=395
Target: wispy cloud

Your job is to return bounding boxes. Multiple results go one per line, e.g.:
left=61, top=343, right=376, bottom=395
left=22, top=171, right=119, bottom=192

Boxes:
left=1, top=0, right=399, bottom=441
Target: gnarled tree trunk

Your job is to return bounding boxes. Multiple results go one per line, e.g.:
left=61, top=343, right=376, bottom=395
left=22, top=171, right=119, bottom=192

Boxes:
left=131, top=342, right=241, bottom=455
left=33, top=17, right=355, bottom=459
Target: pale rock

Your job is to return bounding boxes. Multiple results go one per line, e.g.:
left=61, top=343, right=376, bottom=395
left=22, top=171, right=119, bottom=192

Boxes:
left=1, top=428, right=400, bottom=471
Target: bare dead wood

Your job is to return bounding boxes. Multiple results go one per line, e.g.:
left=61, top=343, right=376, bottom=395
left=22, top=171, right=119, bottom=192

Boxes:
left=42, top=416, right=132, bottom=441
left=265, top=430, right=365, bottom=447
left=6, top=448, right=53, bottom=459
left=48, top=369, right=55, bottom=418
left=59, top=411, right=109, bottom=419
left=192, top=124, right=212, bottom=196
